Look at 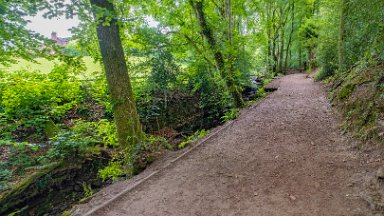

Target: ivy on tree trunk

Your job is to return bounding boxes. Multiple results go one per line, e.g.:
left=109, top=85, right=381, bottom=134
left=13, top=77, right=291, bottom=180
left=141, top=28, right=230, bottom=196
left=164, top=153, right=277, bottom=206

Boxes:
left=90, top=0, right=143, bottom=161
left=190, top=0, right=244, bottom=108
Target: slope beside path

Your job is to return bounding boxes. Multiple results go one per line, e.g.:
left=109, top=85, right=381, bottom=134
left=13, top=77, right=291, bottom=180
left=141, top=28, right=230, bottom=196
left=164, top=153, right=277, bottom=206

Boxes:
left=73, top=73, right=383, bottom=216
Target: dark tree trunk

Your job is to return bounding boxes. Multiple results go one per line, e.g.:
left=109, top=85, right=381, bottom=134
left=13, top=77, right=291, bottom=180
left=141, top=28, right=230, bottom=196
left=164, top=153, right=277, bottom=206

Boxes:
left=90, top=0, right=143, bottom=159
left=190, top=0, right=244, bottom=108
left=272, top=34, right=278, bottom=75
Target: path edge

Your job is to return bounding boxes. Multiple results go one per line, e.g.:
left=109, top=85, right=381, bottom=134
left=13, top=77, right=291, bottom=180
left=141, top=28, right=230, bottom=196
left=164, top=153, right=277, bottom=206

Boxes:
left=79, top=90, right=277, bottom=216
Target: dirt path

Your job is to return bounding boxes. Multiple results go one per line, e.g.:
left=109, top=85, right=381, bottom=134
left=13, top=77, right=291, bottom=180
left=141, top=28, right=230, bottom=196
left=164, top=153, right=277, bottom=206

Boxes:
left=73, top=73, right=383, bottom=216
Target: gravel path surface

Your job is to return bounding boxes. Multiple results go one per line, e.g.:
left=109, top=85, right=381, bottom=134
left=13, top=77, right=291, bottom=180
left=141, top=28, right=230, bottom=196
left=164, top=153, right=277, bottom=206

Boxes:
left=73, top=73, right=382, bottom=216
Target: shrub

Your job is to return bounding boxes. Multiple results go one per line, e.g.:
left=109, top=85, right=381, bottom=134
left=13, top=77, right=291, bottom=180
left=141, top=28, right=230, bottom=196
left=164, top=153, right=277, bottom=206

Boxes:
left=178, top=130, right=208, bottom=149
left=45, top=119, right=118, bottom=161
left=98, top=135, right=171, bottom=181
left=0, top=64, right=82, bottom=138
left=221, top=109, right=239, bottom=123
left=0, top=140, right=41, bottom=191
left=46, top=131, right=98, bottom=160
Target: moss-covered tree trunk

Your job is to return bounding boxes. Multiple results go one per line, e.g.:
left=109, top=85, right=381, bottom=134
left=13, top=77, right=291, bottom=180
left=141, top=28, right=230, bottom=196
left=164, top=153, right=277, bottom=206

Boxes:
left=90, top=0, right=143, bottom=155
left=190, top=0, right=244, bottom=108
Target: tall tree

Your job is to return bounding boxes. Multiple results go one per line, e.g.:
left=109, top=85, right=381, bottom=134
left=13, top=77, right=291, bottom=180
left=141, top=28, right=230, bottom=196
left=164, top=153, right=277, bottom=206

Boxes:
left=90, top=0, right=143, bottom=158
left=284, top=1, right=295, bottom=71
left=338, top=0, right=347, bottom=71
left=189, top=0, right=244, bottom=108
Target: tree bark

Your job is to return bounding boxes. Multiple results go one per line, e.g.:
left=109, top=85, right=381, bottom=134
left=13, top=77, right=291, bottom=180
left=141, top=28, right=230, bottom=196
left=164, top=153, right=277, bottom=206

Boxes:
left=90, top=0, right=143, bottom=157
left=285, top=1, right=295, bottom=71
left=266, top=1, right=273, bottom=73
left=338, top=0, right=347, bottom=71
left=278, top=26, right=285, bottom=73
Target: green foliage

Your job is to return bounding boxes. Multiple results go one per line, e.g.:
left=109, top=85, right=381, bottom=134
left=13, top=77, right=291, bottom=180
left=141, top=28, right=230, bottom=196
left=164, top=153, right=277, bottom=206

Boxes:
left=315, top=65, right=336, bottom=81
left=315, top=0, right=339, bottom=79
left=338, top=83, right=355, bottom=100
left=330, top=63, right=384, bottom=141
left=221, top=109, right=239, bottom=123
left=61, top=44, right=88, bottom=57
left=1, top=0, right=383, bottom=213
left=44, top=119, right=118, bottom=161
left=0, top=64, right=82, bottom=138
left=314, top=0, right=383, bottom=143
left=0, top=1, right=49, bottom=64
left=98, top=135, right=170, bottom=181
left=95, top=120, right=118, bottom=147
left=46, top=131, right=98, bottom=160
left=0, top=166, right=12, bottom=191
left=98, top=160, right=125, bottom=182
left=132, top=135, right=171, bottom=171
left=299, top=19, right=319, bottom=49
left=178, top=130, right=208, bottom=149
left=0, top=141, right=41, bottom=191
left=82, top=182, right=93, bottom=197
left=256, top=88, right=267, bottom=98
left=317, top=0, right=384, bottom=75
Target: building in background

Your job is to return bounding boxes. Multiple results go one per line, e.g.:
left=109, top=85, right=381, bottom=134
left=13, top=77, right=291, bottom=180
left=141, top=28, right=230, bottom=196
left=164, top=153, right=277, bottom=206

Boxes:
left=51, top=32, right=69, bottom=46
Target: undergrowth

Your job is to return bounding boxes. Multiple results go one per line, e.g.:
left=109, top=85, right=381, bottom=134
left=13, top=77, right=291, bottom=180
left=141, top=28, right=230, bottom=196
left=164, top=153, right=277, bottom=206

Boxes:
left=328, top=62, right=383, bottom=142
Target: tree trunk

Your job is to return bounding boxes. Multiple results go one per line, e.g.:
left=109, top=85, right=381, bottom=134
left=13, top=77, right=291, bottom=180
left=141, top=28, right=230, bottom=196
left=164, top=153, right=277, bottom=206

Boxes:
left=338, top=0, right=347, bottom=71
left=190, top=0, right=244, bottom=108
left=278, top=26, right=285, bottom=73
left=285, top=1, right=295, bottom=71
left=90, top=0, right=143, bottom=158
left=298, top=17, right=303, bottom=70
left=266, top=2, right=273, bottom=73
left=272, top=37, right=278, bottom=75
left=225, top=0, right=233, bottom=44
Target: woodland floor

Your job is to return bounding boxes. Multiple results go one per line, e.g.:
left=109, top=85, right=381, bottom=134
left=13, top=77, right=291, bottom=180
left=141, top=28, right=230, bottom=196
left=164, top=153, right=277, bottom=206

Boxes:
left=73, top=73, right=383, bottom=216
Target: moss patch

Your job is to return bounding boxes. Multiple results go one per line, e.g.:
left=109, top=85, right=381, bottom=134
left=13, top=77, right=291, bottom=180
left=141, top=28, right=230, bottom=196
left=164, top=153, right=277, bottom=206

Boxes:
left=338, top=83, right=355, bottom=99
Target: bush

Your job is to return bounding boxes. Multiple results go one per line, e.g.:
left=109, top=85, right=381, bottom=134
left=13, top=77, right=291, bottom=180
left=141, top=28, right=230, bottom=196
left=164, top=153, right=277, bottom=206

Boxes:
left=0, top=140, right=41, bottom=191
left=0, top=64, right=82, bottom=139
left=316, top=39, right=338, bottom=81
left=98, top=135, right=171, bottom=181
left=45, top=119, right=118, bottom=161
left=178, top=129, right=208, bottom=149
left=46, top=131, right=98, bottom=160
left=221, top=109, right=239, bottom=123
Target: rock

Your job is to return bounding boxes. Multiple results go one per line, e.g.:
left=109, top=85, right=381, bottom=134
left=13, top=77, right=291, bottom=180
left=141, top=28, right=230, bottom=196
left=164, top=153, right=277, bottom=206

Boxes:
left=253, top=192, right=259, bottom=196
left=289, top=195, right=296, bottom=201
left=74, top=183, right=83, bottom=192
left=376, top=166, right=384, bottom=179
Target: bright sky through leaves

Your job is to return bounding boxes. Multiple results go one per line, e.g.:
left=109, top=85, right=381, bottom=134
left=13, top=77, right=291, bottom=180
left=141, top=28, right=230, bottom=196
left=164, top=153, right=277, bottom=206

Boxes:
left=26, top=11, right=80, bottom=38
left=26, top=13, right=159, bottom=39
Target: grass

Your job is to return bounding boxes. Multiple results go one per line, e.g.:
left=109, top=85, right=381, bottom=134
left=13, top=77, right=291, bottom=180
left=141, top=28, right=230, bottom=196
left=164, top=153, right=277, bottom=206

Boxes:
left=0, top=56, right=149, bottom=80
left=0, top=57, right=101, bottom=75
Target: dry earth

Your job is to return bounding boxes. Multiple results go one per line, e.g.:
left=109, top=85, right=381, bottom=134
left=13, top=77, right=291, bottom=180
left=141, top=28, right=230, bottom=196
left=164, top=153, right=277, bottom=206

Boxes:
left=73, top=73, right=384, bottom=216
